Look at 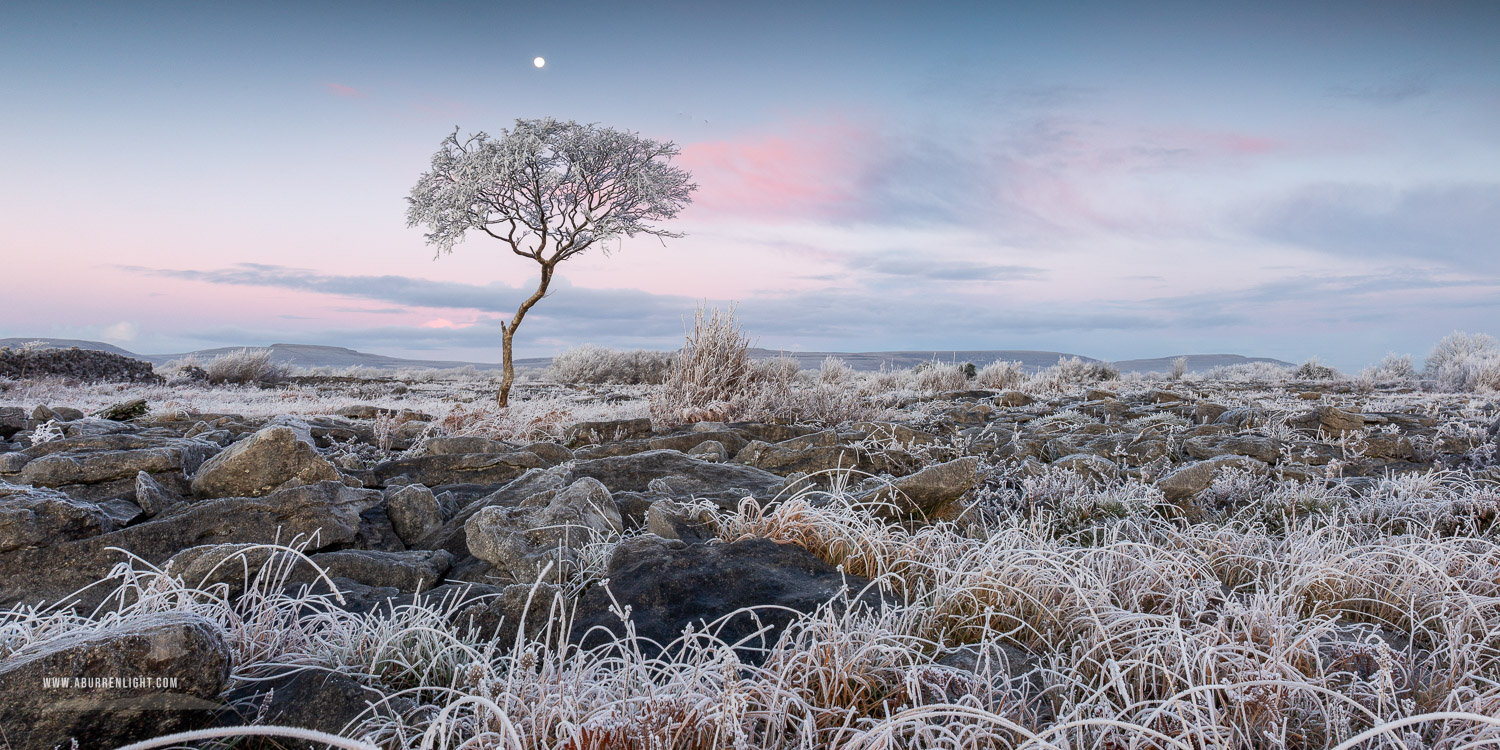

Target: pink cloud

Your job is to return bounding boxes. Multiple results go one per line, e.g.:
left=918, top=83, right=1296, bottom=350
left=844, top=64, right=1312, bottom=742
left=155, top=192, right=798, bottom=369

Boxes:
left=324, top=82, right=365, bottom=98
left=676, top=118, right=874, bottom=219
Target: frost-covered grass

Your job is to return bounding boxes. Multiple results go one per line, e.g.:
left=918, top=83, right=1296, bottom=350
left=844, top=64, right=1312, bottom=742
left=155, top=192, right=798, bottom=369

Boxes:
left=9, top=458, right=1500, bottom=749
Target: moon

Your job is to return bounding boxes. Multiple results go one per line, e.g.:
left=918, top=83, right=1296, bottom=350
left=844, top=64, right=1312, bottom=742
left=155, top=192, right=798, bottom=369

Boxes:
left=533, top=57, right=545, bottom=68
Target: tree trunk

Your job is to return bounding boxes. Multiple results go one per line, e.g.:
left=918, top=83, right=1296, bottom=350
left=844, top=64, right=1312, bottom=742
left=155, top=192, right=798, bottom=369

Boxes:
left=496, top=263, right=554, bottom=408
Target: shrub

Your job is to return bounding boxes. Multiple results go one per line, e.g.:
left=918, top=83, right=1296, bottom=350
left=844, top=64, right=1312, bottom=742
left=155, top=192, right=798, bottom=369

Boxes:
left=1292, top=356, right=1340, bottom=380
left=202, top=348, right=290, bottom=385
left=816, top=356, right=857, bottom=386
left=912, top=361, right=971, bottom=393
left=1426, top=332, right=1500, bottom=392
left=547, top=344, right=673, bottom=385
left=1358, top=353, right=1417, bottom=387
left=650, top=304, right=757, bottom=425
left=974, top=360, right=1026, bottom=389
left=1030, top=356, right=1118, bottom=392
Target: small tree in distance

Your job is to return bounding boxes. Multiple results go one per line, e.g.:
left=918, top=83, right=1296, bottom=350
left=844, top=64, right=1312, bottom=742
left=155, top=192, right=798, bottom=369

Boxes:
left=406, top=118, right=696, bottom=406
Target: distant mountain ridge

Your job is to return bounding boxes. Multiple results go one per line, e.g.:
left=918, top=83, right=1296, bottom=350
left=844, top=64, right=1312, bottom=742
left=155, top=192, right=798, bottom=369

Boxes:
left=1, top=338, right=1293, bottom=374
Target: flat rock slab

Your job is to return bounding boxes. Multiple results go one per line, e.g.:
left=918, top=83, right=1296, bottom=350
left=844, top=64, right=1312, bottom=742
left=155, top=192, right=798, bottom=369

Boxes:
left=371, top=451, right=543, bottom=488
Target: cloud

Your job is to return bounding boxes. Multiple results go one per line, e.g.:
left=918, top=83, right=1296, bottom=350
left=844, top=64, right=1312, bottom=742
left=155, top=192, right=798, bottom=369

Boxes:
left=1250, top=182, right=1500, bottom=269
left=100, top=321, right=138, bottom=342
left=1327, top=78, right=1431, bottom=105
left=860, top=255, right=1044, bottom=282
left=323, top=82, right=365, bottom=98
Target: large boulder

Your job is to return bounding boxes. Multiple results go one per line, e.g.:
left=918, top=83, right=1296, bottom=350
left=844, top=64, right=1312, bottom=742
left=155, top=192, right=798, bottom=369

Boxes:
left=0, top=612, right=232, bottom=750
left=571, top=536, right=880, bottom=660
left=465, top=477, right=622, bottom=583
left=0, top=480, right=381, bottom=610
left=190, top=426, right=339, bottom=498
left=0, top=482, right=114, bottom=553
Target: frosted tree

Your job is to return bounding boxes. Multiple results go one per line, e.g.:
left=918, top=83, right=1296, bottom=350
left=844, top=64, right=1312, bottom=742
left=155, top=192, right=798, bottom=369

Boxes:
left=406, top=118, right=696, bottom=406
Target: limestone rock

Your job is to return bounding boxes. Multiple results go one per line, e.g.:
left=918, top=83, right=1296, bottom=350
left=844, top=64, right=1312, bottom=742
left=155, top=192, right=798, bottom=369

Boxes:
left=465, top=477, right=622, bottom=582
left=0, top=612, right=231, bottom=750
left=190, top=426, right=339, bottom=498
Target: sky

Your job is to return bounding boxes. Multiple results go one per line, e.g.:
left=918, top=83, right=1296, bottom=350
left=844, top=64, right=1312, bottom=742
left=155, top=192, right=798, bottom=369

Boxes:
left=2, top=0, right=1497, bottom=370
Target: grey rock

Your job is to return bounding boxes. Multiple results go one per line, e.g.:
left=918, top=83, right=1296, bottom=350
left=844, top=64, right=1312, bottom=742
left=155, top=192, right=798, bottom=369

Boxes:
left=1050, top=453, right=1121, bottom=483
left=452, top=582, right=566, bottom=644
left=411, top=466, right=574, bottom=554
left=646, top=498, right=719, bottom=542
left=0, top=406, right=26, bottom=439
left=307, top=549, right=454, bottom=592
left=370, top=451, right=543, bottom=488
left=19, top=439, right=217, bottom=488
left=1183, top=434, right=1281, bottom=464
left=465, top=477, right=622, bottom=582
left=686, top=439, right=728, bottom=462
left=565, top=417, right=653, bottom=447
left=570, top=536, right=881, bottom=662
left=190, top=426, right=339, bottom=498
left=134, top=470, right=188, bottom=517
left=0, top=480, right=380, bottom=610
left=214, top=669, right=390, bottom=743
left=571, top=449, right=788, bottom=500
left=387, top=483, right=446, bottom=545
left=1155, top=455, right=1270, bottom=502
left=0, top=612, right=232, bottom=750
left=993, top=390, right=1035, bottom=407
left=0, top=451, right=31, bottom=473
left=422, top=435, right=515, bottom=456
left=857, top=456, right=981, bottom=518
left=522, top=441, right=574, bottom=465
left=0, top=482, right=114, bottom=554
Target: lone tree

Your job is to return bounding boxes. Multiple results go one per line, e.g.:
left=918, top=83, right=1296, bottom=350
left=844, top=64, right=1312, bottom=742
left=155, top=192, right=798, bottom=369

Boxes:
left=406, top=118, right=696, bottom=406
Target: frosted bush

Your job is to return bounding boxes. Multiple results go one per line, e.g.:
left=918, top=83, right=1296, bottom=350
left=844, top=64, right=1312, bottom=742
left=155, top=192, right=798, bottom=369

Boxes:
left=547, top=344, right=673, bottom=385
left=650, top=304, right=757, bottom=425
left=202, top=348, right=290, bottom=385
left=817, top=356, right=856, bottom=386
left=1426, top=332, right=1500, bottom=392
left=1193, top=361, right=1294, bottom=382
left=1293, top=356, right=1340, bottom=380
left=912, top=361, right=971, bottom=393
left=973, top=360, right=1027, bottom=389
left=1028, top=355, right=1118, bottom=393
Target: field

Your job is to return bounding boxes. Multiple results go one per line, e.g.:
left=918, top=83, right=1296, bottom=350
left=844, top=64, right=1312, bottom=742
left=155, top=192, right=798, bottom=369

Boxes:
left=2, top=331, right=1500, bottom=749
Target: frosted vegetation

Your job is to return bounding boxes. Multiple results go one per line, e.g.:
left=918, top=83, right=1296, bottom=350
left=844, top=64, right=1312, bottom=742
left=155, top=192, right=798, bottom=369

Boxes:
left=2, top=322, right=1500, bottom=748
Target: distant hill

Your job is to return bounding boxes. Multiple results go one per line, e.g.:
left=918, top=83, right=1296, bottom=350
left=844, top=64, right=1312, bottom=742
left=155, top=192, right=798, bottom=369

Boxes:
left=0, top=339, right=516, bottom=371
left=747, top=348, right=1101, bottom=373
left=0, top=338, right=139, bottom=357
left=1111, top=354, right=1293, bottom=375
left=1, top=338, right=1290, bottom=375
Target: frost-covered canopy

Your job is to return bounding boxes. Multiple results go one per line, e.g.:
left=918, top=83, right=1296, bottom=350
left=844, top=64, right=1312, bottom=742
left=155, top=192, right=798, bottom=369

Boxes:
left=405, top=118, right=697, bottom=262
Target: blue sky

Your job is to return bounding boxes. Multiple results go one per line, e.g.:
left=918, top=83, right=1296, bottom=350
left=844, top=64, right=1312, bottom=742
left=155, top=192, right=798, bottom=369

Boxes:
left=2, top=0, right=1497, bottom=369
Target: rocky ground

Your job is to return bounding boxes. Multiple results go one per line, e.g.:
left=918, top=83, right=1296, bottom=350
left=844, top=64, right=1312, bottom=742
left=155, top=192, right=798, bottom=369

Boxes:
left=1, top=371, right=1499, bottom=749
